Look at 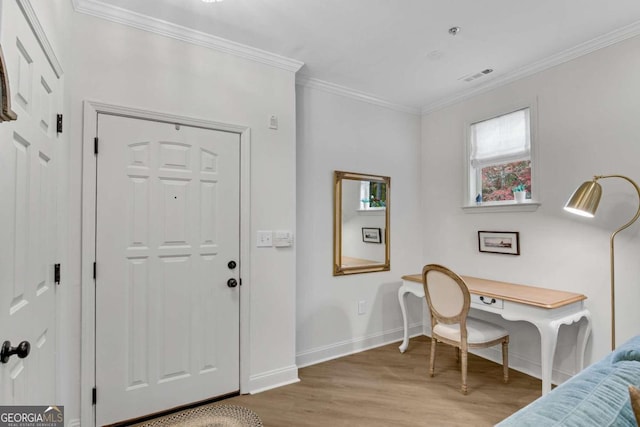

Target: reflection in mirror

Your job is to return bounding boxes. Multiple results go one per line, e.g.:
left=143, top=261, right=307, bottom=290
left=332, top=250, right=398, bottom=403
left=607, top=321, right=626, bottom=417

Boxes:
left=0, top=44, right=18, bottom=122
left=334, top=171, right=390, bottom=275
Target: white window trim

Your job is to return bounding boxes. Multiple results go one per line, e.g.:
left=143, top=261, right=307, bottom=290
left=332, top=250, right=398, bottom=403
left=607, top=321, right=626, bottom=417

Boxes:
left=462, top=98, right=540, bottom=212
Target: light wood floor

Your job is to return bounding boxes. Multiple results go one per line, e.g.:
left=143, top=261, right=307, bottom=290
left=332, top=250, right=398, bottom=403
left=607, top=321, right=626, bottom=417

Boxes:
left=226, top=336, right=541, bottom=426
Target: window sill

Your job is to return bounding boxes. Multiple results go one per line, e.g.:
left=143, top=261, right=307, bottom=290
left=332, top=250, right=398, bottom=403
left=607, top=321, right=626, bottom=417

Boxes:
left=357, top=208, right=386, bottom=216
left=461, top=201, right=541, bottom=214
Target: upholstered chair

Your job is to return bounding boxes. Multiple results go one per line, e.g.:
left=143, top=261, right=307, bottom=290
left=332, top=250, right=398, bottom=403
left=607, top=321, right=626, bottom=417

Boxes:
left=422, top=264, right=509, bottom=394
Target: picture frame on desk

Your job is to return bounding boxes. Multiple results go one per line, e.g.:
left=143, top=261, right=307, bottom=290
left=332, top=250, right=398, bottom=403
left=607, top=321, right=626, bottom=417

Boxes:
left=478, top=231, right=520, bottom=255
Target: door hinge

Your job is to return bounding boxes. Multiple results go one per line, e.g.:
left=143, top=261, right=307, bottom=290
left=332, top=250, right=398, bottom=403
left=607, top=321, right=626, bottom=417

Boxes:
left=56, top=114, right=63, bottom=134
left=92, top=387, right=97, bottom=405
left=93, top=262, right=96, bottom=280
left=54, top=263, right=61, bottom=285
left=94, top=137, right=99, bottom=155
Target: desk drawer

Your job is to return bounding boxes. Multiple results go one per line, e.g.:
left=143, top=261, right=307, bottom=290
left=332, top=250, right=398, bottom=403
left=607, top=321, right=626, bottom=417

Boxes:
left=471, top=295, right=504, bottom=309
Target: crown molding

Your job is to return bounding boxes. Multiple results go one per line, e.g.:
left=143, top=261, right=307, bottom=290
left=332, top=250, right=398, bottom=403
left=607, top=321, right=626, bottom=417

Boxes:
left=17, top=0, right=63, bottom=77
left=72, top=0, right=304, bottom=73
left=421, top=19, right=640, bottom=115
left=296, top=75, right=420, bottom=115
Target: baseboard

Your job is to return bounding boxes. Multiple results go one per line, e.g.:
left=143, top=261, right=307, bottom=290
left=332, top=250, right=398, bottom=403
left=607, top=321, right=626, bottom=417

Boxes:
left=470, top=346, right=573, bottom=385
left=295, top=322, right=573, bottom=385
left=67, top=418, right=81, bottom=427
left=248, top=364, right=300, bottom=394
left=420, top=328, right=573, bottom=385
left=296, top=322, right=424, bottom=368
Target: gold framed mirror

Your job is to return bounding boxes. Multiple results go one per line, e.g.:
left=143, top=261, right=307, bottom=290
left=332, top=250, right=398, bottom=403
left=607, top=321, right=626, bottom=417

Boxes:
left=0, top=44, right=17, bottom=122
left=333, top=171, right=390, bottom=275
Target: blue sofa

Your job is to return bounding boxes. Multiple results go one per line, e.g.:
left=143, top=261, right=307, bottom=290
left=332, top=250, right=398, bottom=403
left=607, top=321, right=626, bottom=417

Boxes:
left=498, top=335, right=640, bottom=426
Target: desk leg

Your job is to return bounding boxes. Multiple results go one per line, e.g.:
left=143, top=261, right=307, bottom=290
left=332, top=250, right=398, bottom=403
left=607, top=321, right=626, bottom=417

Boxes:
left=535, top=322, right=559, bottom=396
left=576, top=310, right=592, bottom=371
left=398, top=286, right=409, bottom=353
left=535, top=310, right=592, bottom=396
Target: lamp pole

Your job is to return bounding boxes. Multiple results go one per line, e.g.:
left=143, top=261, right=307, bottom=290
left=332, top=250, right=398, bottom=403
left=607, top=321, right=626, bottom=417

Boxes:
left=595, top=175, right=640, bottom=350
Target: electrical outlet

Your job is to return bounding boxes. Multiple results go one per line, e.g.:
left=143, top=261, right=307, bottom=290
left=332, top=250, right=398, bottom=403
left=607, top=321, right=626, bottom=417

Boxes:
left=358, top=300, right=366, bottom=315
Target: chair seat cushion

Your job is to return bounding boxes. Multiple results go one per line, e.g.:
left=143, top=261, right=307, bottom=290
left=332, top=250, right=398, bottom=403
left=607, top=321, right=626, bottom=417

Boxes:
left=433, top=317, right=508, bottom=344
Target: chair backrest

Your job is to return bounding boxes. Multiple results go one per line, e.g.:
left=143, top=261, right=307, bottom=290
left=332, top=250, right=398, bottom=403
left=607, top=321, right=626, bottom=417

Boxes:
left=422, top=264, right=471, bottom=330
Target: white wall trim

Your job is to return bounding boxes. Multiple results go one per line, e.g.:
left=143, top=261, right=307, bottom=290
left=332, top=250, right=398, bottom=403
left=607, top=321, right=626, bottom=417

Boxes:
left=296, top=323, right=424, bottom=368
left=472, top=346, right=573, bottom=386
left=297, top=323, right=573, bottom=386
left=248, top=365, right=300, bottom=394
left=296, top=75, right=420, bottom=116
left=71, top=0, right=304, bottom=73
left=67, top=419, right=81, bottom=427
left=421, top=19, right=640, bottom=115
left=16, top=0, right=63, bottom=77
left=80, top=101, right=252, bottom=427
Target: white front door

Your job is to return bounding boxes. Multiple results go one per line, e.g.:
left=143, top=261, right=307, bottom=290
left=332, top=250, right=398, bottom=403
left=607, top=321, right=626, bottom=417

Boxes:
left=94, top=114, right=241, bottom=425
left=0, top=0, right=61, bottom=405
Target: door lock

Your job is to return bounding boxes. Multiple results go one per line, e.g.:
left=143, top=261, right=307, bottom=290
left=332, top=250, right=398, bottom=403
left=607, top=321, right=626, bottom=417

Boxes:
left=0, top=340, right=31, bottom=364
left=227, top=261, right=237, bottom=270
left=227, top=278, right=238, bottom=288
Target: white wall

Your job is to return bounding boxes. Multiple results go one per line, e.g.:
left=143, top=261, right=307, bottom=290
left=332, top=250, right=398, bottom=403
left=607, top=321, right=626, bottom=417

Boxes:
left=296, top=85, right=423, bottom=366
left=65, top=11, right=299, bottom=423
left=421, top=35, right=640, bottom=382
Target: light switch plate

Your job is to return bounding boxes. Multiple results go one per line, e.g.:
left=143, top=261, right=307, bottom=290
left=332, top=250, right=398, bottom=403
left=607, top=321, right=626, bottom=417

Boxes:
left=273, top=230, right=293, bottom=247
left=257, top=230, right=273, bottom=247
left=269, top=114, right=278, bottom=130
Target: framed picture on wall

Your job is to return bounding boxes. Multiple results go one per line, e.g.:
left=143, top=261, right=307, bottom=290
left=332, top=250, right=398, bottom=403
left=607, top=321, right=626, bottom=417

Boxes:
left=362, top=227, right=382, bottom=244
left=478, top=231, right=520, bottom=255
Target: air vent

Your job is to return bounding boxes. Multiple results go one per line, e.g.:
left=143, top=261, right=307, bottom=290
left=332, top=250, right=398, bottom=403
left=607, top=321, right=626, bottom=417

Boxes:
left=459, top=68, right=494, bottom=82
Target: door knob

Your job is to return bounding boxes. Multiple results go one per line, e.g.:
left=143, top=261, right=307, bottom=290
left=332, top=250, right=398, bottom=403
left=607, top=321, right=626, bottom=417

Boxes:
left=0, top=340, right=30, bottom=364
left=227, top=261, right=237, bottom=270
left=227, top=278, right=238, bottom=288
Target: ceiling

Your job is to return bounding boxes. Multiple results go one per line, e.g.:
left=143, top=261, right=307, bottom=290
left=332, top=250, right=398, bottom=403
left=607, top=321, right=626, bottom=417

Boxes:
left=87, top=0, right=640, bottom=112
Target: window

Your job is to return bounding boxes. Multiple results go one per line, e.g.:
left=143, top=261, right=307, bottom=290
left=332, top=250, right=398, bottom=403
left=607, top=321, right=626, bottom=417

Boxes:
left=468, top=107, right=533, bottom=205
left=359, top=180, right=386, bottom=210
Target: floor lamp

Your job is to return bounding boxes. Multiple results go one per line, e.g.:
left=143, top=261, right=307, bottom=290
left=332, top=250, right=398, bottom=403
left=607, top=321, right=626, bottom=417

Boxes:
left=564, top=175, right=640, bottom=350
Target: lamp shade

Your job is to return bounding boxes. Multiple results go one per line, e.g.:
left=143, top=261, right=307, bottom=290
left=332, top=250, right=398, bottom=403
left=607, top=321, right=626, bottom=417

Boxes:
left=564, top=180, right=602, bottom=217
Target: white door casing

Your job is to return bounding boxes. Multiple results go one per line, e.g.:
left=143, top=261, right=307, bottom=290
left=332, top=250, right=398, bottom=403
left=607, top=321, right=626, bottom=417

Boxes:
left=0, top=0, right=62, bottom=405
left=81, top=102, right=252, bottom=427
left=94, top=114, right=242, bottom=425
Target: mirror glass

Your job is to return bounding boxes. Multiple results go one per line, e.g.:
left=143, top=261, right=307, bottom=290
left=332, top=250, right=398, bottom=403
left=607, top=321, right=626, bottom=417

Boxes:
left=334, top=171, right=390, bottom=275
left=0, top=44, right=18, bottom=122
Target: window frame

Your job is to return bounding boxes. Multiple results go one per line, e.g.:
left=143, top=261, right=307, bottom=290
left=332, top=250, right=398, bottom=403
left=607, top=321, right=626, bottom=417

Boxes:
left=358, top=180, right=387, bottom=212
left=463, top=100, right=540, bottom=212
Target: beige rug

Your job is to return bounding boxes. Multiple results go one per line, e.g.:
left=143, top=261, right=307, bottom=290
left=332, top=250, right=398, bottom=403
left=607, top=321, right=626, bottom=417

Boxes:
left=130, top=404, right=263, bottom=427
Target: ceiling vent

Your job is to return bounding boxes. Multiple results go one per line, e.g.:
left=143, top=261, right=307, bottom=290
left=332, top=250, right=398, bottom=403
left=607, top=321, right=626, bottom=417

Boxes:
left=459, top=68, right=494, bottom=82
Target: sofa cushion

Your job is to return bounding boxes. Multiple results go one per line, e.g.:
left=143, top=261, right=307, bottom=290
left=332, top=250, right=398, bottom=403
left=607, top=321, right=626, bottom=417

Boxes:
left=612, top=338, right=640, bottom=364
left=498, top=356, right=640, bottom=426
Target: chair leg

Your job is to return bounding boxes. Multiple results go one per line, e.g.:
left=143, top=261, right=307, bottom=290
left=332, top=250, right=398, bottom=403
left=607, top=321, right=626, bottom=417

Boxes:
left=502, top=338, right=509, bottom=383
left=461, top=348, right=468, bottom=394
left=429, top=338, right=436, bottom=377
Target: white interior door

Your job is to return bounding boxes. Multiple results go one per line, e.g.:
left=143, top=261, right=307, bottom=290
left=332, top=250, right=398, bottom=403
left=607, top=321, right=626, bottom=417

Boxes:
left=95, top=114, right=241, bottom=425
left=0, top=0, right=61, bottom=405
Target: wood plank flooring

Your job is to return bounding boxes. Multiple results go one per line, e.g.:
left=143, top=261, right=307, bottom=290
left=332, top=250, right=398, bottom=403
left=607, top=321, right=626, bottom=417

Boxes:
left=226, top=336, right=542, bottom=426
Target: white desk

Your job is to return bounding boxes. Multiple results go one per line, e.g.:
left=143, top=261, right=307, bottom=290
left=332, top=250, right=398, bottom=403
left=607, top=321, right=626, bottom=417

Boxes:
left=398, top=274, right=592, bottom=395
